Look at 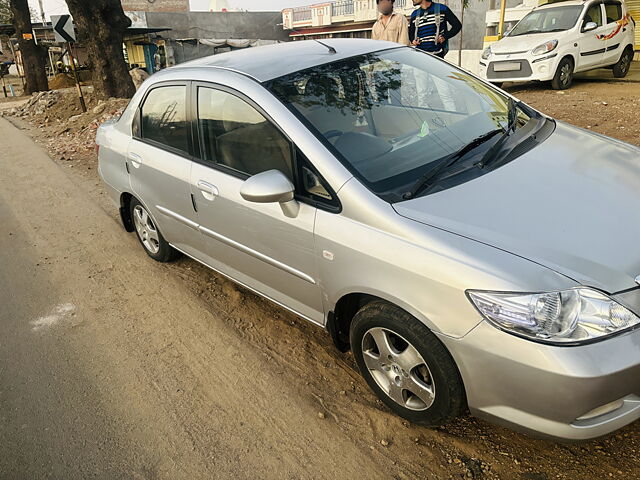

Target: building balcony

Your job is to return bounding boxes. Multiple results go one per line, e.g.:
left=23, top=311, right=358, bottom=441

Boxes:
left=282, top=0, right=416, bottom=31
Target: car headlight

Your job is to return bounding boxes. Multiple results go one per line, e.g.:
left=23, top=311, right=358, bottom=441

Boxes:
left=481, top=46, right=492, bottom=60
left=531, top=39, right=558, bottom=56
left=467, top=288, right=640, bottom=344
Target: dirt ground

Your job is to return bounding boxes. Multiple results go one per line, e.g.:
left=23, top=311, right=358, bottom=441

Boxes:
left=3, top=73, right=640, bottom=480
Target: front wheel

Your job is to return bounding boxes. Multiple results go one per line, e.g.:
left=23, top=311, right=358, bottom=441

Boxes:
left=551, top=57, right=574, bottom=90
left=613, top=48, right=633, bottom=78
left=350, top=301, right=466, bottom=427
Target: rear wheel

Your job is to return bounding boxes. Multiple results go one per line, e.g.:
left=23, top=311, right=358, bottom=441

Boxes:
left=613, top=48, right=633, bottom=78
left=350, top=301, right=466, bottom=426
left=130, top=197, right=179, bottom=262
left=551, top=57, right=574, bottom=90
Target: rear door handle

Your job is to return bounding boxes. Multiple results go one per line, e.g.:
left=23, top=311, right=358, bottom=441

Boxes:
left=128, top=153, right=142, bottom=168
left=197, top=180, right=219, bottom=201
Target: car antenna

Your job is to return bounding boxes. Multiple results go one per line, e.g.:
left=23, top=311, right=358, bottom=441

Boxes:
left=314, top=40, right=337, bottom=54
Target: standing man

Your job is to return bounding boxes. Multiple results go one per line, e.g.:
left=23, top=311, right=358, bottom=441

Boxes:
left=372, top=0, right=410, bottom=46
left=409, top=0, right=462, bottom=58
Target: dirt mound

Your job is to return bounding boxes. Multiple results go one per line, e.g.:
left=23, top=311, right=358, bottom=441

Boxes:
left=49, top=74, right=77, bottom=90
left=7, top=88, right=129, bottom=163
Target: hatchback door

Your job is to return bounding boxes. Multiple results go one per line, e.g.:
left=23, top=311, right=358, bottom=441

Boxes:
left=576, top=2, right=608, bottom=69
left=189, top=84, right=325, bottom=324
left=128, top=82, right=200, bottom=256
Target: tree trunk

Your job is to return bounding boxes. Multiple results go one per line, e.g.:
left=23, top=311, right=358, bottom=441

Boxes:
left=10, top=0, right=48, bottom=95
left=65, top=0, right=135, bottom=99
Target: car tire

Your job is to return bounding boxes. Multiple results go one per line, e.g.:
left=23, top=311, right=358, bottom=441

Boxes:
left=551, top=57, right=574, bottom=90
left=350, top=300, right=466, bottom=427
left=130, top=197, right=179, bottom=262
left=613, top=48, right=633, bottom=78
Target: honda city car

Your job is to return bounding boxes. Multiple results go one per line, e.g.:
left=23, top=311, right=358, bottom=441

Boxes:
left=97, top=39, right=640, bottom=441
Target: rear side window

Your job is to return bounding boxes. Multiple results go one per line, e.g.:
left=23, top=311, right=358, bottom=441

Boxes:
left=140, top=85, right=189, bottom=153
left=604, top=2, right=622, bottom=23
left=197, top=87, right=293, bottom=179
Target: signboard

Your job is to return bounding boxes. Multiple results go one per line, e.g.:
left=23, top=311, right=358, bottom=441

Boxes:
left=22, top=33, right=33, bottom=40
left=52, top=14, right=76, bottom=43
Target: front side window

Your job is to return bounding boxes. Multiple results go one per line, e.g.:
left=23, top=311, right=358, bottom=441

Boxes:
left=269, top=48, right=542, bottom=202
left=510, top=6, right=583, bottom=36
left=584, top=3, right=603, bottom=28
left=197, top=87, right=293, bottom=179
left=140, top=85, right=189, bottom=153
left=604, top=2, right=622, bottom=23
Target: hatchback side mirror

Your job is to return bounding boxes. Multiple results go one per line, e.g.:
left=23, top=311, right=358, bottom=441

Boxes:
left=582, top=21, right=598, bottom=32
left=240, top=169, right=299, bottom=218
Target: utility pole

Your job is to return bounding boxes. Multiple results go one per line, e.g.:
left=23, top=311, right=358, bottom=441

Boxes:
left=67, top=42, right=86, bottom=112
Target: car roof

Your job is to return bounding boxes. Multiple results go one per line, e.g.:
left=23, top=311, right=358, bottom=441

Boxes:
left=174, top=38, right=402, bottom=83
left=537, top=0, right=587, bottom=9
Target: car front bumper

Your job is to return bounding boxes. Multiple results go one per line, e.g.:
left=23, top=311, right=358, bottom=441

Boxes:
left=439, top=321, right=640, bottom=441
left=479, top=53, right=560, bottom=83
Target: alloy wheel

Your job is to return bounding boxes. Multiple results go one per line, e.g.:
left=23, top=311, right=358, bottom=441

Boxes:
left=620, top=53, right=631, bottom=75
left=560, top=63, right=572, bottom=87
left=361, top=327, right=435, bottom=411
left=133, top=205, right=160, bottom=254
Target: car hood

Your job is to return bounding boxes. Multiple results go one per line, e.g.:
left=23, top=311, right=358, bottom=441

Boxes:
left=394, top=122, right=640, bottom=293
left=490, top=31, right=568, bottom=54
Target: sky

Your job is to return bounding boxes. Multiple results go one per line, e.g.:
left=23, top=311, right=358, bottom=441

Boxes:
left=29, top=0, right=309, bottom=21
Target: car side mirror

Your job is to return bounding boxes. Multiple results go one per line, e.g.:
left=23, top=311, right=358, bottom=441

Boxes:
left=240, top=169, right=299, bottom=218
left=582, top=21, right=598, bottom=32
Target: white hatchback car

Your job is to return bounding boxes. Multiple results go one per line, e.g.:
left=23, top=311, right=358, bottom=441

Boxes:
left=479, top=0, right=635, bottom=89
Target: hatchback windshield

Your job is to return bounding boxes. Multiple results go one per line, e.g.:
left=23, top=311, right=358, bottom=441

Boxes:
left=269, top=48, right=534, bottom=201
left=510, top=5, right=583, bottom=36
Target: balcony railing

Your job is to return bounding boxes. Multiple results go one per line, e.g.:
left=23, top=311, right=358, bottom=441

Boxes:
left=292, top=6, right=312, bottom=23
left=331, top=0, right=355, bottom=17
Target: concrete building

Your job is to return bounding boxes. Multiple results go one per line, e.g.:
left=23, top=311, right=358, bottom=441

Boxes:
left=282, top=0, right=488, bottom=71
left=121, top=0, right=190, bottom=12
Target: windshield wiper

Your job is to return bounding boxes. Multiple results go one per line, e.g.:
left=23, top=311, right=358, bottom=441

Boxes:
left=475, top=97, right=520, bottom=170
left=402, top=129, right=502, bottom=199
left=511, top=30, right=543, bottom=36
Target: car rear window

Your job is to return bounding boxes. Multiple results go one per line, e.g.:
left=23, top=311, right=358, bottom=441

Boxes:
left=140, top=85, right=189, bottom=154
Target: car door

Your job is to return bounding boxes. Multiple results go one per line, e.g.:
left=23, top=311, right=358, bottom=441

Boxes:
left=602, top=1, right=626, bottom=63
left=576, top=2, right=608, bottom=69
left=189, top=83, right=327, bottom=324
left=128, top=82, right=200, bottom=256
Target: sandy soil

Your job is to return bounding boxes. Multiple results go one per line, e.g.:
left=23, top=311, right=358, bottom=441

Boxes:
left=3, top=76, right=640, bottom=480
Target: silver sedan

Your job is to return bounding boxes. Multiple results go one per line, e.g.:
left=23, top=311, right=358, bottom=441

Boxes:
left=97, top=39, right=640, bottom=441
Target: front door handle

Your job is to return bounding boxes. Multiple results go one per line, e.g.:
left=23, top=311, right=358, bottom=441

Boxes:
left=197, top=180, right=219, bottom=201
left=128, top=153, right=142, bottom=169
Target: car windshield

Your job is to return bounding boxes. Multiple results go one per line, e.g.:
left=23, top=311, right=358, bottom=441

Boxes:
left=510, top=5, right=583, bottom=36
left=268, top=48, right=533, bottom=201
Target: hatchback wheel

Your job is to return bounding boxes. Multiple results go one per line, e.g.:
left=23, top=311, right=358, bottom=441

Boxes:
left=613, top=48, right=633, bottom=78
left=350, top=301, right=466, bottom=426
left=551, top=57, right=573, bottom=90
left=130, top=198, right=179, bottom=262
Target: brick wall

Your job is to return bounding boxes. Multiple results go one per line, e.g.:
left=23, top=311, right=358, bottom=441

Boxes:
left=121, top=0, right=189, bottom=12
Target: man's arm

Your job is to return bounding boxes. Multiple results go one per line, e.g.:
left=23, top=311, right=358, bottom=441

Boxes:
left=408, top=12, right=416, bottom=43
left=444, top=7, right=462, bottom=40
left=398, top=15, right=410, bottom=46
